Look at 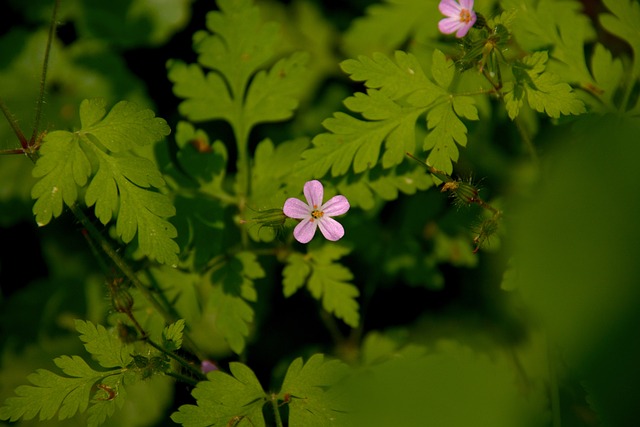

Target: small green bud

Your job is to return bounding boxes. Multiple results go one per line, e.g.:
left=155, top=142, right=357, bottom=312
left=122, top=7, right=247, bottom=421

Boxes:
left=111, top=286, right=134, bottom=313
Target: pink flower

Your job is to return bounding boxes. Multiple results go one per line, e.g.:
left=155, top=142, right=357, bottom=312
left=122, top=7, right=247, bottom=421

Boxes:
left=438, top=0, right=477, bottom=38
left=283, top=180, right=350, bottom=244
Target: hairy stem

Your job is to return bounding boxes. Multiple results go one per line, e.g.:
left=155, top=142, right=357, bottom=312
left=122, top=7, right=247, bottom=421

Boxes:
left=71, top=204, right=205, bottom=361
left=0, top=98, right=28, bottom=151
left=30, top=0, right=61, bottom=147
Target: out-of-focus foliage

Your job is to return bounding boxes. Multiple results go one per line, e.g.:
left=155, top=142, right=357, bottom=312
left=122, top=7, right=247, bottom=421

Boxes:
left=1, top=0, right=639, bottom=425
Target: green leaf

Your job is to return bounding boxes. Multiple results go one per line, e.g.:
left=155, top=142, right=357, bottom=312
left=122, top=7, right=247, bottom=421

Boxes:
left=335, top=162, right=433, bottom=210
left=31, top=98, right=177, bottom=265
left=503, top=0, right=596, bottom=86
left=169, top=0, right=307, bottom=136
left=85, top=149, right=178, bottom=266
left=31, top=131, right=92, bottom=226
left=75, top=320, right=133, bottom=368
left=341, top=50, right=439, bottom=100
left=297, top=51, right=441, bottom=178
left=243, top=51, right=309, bottom=128
left=79, top=99, right=170, bottom=152
left=342, top=0, right=441, bottom=57
left=422, top=102, right=469, bottom=175
left=0, top=355, right=108, bottom=422
left=299, top=49, right=478, bottom=178
left=250, top=137, right=309, bottom=212
left=600, top=0, right=640, bottom=79
left=279, top=354, right=351, bottom=426
left=283, top=244, right=360, bottom=327
left=590, top=44, right=624, bottom=110
left=162, top=319, right=185, bottom=352
left=283, top=253, right=311, bottom=297
left=171, top=362, right=266, bottom=427
left=174, top=121, right=228, bottom=190
left=207, top=252, right=265, bottom=354
left=504, top=52, right=585, bottom=120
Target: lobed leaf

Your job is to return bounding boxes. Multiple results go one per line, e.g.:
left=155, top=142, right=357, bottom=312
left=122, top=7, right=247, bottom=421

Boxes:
left=171, top=362, right=266, bottom=427
left=31, top=131, right=92, bottom=226
left=206, top=252, right=265, bottom=354
left=244, top=51, right=310, bottom=129
left=0, top=355, right=105, bottom=422
left=299, top=49, right=477, bottom=179
left=75, top=320, right=133, bottom=368
left=80, top=99, right=170, bottom=152
left=85, top=150, right=179, bottom=266
left=341, top=0, right=441, bottom=56
left=279, top=354, right=351, bottom=426
left=31, top=98, right=177, bottom=265
left=283, top=244, right=359, bottom=328
left=504, top=52, right=585, bottom=120
left=503, top=0, right=596, bottom=86
left=162, top=319, right=186, bottom=352
left=600, top=0, right=640, bottom=79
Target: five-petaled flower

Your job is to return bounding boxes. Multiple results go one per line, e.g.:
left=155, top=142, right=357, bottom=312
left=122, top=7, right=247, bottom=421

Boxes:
left=283, top=180, right=350, bottom=244
left=438, top=0, right=477, bottom=38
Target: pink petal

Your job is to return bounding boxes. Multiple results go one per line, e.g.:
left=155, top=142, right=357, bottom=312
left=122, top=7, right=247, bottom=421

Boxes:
left=321, top=195, right=350, bottom=217
left=459, top=0, right=474, bottom=10
left=317, top=217, right=345, bottom=241
left=293, top=218, right=317, bottom=244
left=455, top=19, right=475, bottom=38
left=439, top=0, right=461, bottom=17
left=303, top=180, right=324, bottom=209
left=439, top=18, right=463, bottom=34
left=283, top=198, right=311, bottom=219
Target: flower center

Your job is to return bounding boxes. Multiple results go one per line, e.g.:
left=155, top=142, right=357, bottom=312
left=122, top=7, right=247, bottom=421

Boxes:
left=311, top=209, right=324, bottom=220
left=459, top=9, right=472, bottom=24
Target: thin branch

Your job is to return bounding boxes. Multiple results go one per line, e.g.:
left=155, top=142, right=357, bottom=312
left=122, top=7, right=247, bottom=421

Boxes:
left=30, top=0, right=61, bottom=146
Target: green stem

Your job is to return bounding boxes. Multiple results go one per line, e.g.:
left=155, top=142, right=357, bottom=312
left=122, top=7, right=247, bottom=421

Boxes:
left=0, top=97, right=28, bottom=151
left=270, top=393, right=284, bottom=427
left=165, top=370, right=199, bottom=387
left=71, top=204, right=172, bottom=321
left=71, top=204, right=206, bottom=359
left=145, top=338, right=205, bottom=381
left=30, top=0, right=61, bottom=147
left=234, top=122, right=251, bottom=248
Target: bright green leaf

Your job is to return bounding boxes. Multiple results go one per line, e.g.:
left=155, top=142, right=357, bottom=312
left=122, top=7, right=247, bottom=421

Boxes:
left=80, top=99, right=170, bottom=152
left=0, top=355, right=108, bottom=423
left=423, top=103, right=468, bottom=174
left=244, top=51, right=309, bottom=128
left=75, top=320, right=133, bottom=368
left=84, top=149, right=178, bottom=266
left=31, top=131, right=91, bottom=226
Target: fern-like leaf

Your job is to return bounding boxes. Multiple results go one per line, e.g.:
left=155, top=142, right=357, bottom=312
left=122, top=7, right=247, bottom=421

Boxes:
left=31, top=98, right=177, bottom=265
